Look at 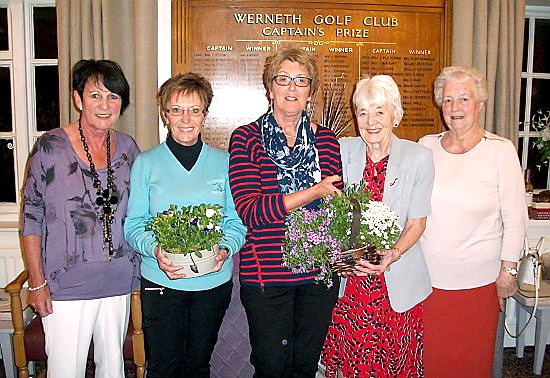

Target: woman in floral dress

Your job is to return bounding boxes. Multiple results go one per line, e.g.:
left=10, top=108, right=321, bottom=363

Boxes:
left=321, top=75, right=434, bottom=377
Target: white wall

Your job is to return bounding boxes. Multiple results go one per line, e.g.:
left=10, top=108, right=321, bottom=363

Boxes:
left=0, top=222, right=24, bottom=287
left=157, top=0, right=171, bottom=142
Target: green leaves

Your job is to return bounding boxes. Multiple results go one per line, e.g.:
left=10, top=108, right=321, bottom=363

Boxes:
left=282, top=182, right=402, bottom=287
left=324, top=183, right=401, bottom=251
left=145, top=204, right=224, bottom=255
left=532, top=110, right=550, bottom=165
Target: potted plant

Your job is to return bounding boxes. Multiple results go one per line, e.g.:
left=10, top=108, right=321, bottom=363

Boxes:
left=282, top=183, right=402, bottom=287
left=145, top=203, right=225, bottom=278
left=532, top=109, right=550, bottom=165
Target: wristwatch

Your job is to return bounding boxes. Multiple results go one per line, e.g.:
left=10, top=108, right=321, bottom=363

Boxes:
left=501, top=267, right=518, bottom=277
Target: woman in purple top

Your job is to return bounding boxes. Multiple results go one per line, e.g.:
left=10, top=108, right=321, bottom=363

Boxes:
left=21, top=59, right=140, bottom=377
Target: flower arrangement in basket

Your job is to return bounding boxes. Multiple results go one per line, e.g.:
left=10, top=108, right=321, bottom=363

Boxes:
left=531, top=110, right=550, bottom=165
left=145, top=203, right=224, bottom=256
left=282, top=183, right=402, bottom=287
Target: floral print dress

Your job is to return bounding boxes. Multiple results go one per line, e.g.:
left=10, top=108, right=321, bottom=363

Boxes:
left=320, top=154, right=423, bottom=378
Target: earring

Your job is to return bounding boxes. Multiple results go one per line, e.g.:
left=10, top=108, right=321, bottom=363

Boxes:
left=269, top=98, right=274, bottom=113
left=393, top=123, right=398, bottom=128
left=79, top=106, right=83, bottom=111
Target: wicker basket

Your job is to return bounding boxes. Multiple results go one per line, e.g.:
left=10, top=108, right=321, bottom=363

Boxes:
left=329, top=197, right=381, bottom=274
left=330, top=244, right=379, bottom=274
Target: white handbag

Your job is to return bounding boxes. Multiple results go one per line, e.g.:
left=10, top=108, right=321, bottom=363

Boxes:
left=506, top=236, right=546, bottom=338
left=517, top=236, right=545, bottom=292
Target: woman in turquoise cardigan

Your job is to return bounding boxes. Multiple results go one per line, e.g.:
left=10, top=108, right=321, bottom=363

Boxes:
left=124, top=72, right=246, bottom=377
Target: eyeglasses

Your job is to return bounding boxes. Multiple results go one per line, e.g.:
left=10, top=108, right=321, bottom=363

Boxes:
left=165, top=106, right=204, bottom=117
left=272, top=75, right=312, bottom=87
left=442, top=97, right=471, bottom=107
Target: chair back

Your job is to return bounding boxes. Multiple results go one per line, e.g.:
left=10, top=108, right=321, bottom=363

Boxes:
left=5, top=271, right=145, bottom=378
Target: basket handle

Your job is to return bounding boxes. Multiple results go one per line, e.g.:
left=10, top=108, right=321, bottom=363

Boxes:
left=349, top=197, right=361, bottom=248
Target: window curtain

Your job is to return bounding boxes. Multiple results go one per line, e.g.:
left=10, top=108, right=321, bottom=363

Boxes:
left=56, top=0, right=159, bottom=151
left=451, top=0, right=525, bottom=145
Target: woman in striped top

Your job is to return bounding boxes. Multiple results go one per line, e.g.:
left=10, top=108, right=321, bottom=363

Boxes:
left=228, top=47, right=343, bottom=378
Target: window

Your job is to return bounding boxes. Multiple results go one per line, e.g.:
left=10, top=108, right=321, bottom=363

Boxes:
left=0, top=0, right=57, bottom=220
left=519, top=5, right=550, bottom=189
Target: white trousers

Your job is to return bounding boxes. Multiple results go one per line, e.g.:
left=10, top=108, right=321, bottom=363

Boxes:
left=42, top=294, right=130, bottom=378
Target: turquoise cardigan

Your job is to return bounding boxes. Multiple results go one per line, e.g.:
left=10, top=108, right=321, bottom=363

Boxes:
left=124, top=142, right=247, bottom=291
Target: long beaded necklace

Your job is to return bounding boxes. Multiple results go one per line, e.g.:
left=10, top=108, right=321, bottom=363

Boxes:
left=78, top=120, right=119, bottom=257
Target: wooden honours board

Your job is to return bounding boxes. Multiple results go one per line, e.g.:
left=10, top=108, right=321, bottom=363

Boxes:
left=173, top=0, right=451, bottom=149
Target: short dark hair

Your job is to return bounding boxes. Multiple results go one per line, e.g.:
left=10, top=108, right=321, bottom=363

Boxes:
left=72, top=59, right=130, bottom=115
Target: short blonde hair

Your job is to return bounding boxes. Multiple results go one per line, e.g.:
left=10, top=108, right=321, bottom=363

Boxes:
left=352, top=75, right=403, bottom=122
left=433, top=65, right=488, bottom=107
left=262, top=47, right=319, bottom=99
left=157, top=72, right=213, bottom=124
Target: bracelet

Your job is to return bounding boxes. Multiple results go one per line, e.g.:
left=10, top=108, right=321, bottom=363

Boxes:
left=28, top=280, right=48, bottom=292
left=393, top=246, right=403, bottom=261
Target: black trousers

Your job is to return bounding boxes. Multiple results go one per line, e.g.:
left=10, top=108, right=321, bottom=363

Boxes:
left=240, top=280, right=340, bottom=378
left=141, top=277, right=233, bottom=378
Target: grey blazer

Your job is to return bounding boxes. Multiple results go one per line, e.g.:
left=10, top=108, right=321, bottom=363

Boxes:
left=339, top=135, right=434, bottom=312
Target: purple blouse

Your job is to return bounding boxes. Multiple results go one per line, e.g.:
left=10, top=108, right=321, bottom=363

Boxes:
left=22, top=128, right=140, bottom=300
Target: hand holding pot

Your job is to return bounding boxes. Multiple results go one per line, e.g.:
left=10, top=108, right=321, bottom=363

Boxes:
left=211, top=248, right=230, bottom=273
left=155, top=247, right=186, bottom=279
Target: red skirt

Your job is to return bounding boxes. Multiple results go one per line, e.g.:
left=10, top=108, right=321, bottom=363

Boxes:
left=423, top=283, right=499, bottom=378
left=321, top=274, right=423, bottom=378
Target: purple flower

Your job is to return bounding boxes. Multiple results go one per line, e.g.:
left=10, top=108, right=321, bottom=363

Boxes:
left=282, top=205, right=340, bottom=287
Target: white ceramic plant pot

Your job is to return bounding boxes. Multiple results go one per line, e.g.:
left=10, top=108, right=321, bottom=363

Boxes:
left=162, top=244, right=219, bottom=278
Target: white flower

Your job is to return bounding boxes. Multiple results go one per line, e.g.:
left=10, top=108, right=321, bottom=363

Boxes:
left=355, top=201, right=402, bottom=244
left=531, top=110, right=550, bottom=164
left=207, top=223, right=214, bottom=229
left=205, top=208, right=216, bottom=218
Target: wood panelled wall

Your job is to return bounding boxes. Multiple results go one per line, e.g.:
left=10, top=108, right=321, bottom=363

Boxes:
left=171, top=0, right=452, bottom=148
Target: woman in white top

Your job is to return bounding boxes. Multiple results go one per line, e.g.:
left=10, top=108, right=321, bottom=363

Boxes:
left=418, top=65, right=526, bottom=378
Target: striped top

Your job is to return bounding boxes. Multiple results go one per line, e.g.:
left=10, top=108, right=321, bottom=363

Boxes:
left=228, top=121, right=343, bottom=287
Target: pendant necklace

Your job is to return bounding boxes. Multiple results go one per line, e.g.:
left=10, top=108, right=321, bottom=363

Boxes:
left=283, top=130, right=296, bottom=139
left=78, top=120, right=119, bottom=258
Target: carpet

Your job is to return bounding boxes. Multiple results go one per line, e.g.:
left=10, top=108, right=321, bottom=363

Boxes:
left=2, top=347, right=550, bottom=377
